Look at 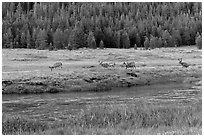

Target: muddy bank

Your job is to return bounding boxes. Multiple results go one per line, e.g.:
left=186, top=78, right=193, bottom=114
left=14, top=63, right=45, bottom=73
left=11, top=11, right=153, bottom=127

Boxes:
left=2, top=65, right=201, bottom=94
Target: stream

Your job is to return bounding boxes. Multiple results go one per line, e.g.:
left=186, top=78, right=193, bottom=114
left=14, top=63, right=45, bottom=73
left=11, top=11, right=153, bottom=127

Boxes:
left=2, top=81, right=200, bottom=123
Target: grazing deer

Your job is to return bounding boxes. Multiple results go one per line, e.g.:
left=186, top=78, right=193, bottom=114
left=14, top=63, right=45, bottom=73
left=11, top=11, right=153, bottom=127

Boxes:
left=123, top=61, right=136, bottom=69
left=49, top=62, right=62, bottom=71
left=99, top=61, right=110, bottom=68
left=178, top=58, right=190, bottom=68
left=108, top=62, right=116, bottom=68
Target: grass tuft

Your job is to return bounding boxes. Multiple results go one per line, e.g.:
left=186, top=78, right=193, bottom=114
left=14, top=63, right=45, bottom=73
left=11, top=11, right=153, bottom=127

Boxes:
left=2, top=115, right=49, bottom=135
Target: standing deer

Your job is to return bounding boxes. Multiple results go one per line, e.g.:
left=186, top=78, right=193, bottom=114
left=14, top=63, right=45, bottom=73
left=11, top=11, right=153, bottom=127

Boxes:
left=49, top=62, right=62, bottom=71
left=123, top=61, right=136, bottom=69
left=178, top=58, right=190, bottom=68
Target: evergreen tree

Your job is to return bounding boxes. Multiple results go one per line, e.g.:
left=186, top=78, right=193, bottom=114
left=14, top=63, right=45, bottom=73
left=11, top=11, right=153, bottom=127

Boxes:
left=172, top=28, right=182, bottom=46
left=87, top=31, right=96, bottom=49
left=135, top=33, right=141, bottom=47
left=162, top=30, right=171, bottom=47
left=26, top=30, right=32, bottom=49
left=53, top=28, right=63, bottom=49
left=144, top=37, right=150, bottom=50
left=163, top=40, right=168, bottom=47
left=94, top=27, right=105, bottom=48
left=103, top=27, right=114, bottom=48
left=195, top=35, right=202, bottom=49
left=121, top=30, right=130, bottom=49
left=183, top=27, right=191, bottom=46
left=3, top=28, right=13, bottom=48
left=36, top=29, right=48, bottom=50
left=2, top=2, right=202, bottom=49
left=66, top=43, right=73, bottom=50
left=64, top=28, right=71, bottom=47
left=162, top=30, right=171, bottom=43
left=134, top=43, right=137, bottom=50
left=116, top=30, right=121, bottom=48
left=32, top=28, right=39, bottom=49
left=157, top=37, right=163, bottom=48
left=69, top=21, right=87, bottom=49
left=99, top=40, right=104, bottom=49
left=20, top=32, right=27, bottom=48
left=149, top=36, right=157, bottom=49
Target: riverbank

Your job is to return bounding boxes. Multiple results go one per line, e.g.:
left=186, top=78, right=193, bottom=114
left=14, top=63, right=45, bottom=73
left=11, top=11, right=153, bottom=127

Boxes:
left=2, top=47, right=202, bottom=94
left=2, top=65, right=202, bottom=94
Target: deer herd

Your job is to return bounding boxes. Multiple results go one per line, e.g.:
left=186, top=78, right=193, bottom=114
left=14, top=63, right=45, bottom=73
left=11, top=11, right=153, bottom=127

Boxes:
left=49, top=58, right=190, bottom=71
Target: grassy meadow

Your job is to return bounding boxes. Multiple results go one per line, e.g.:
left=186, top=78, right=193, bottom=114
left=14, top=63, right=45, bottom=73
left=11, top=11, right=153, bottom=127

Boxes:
left=2, top=46, right=202, bottom=135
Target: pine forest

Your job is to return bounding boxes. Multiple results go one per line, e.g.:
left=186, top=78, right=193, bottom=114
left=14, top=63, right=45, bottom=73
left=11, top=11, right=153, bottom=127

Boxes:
left=2, top=2, right=202, bottom=50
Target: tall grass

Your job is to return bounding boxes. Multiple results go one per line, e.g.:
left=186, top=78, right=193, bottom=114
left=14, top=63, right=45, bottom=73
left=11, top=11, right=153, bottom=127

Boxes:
left=2, top=115, right=49, bottom=135
left=71, top=102, right=202, bottom=129
left=2, top=101, right=202, bottom=135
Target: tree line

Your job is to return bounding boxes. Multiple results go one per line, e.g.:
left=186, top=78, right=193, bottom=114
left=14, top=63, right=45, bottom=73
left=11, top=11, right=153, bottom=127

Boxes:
left=2, top=2, right=202, bottom=50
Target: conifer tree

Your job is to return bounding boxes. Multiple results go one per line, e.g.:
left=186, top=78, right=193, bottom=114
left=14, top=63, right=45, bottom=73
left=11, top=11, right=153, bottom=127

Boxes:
left=144, top=36, right=150, bottom=50
left=2, top=2, right=203, bottom=49
left=195, top=35, right=202, bottom=49
left=64, top=28, right=71, bottom=47
left=53, top=28, right=63, bottom=49
left=162, top=30, right=171, bottom=47
left=149, top=36, right=157, bottom=49
left=3, top=28, right=13, bottom=48
left=99, top=40, right=104, bottom=49
left=116, top=31, right=121, bottom=48
left=121, top=30, right=130, bottom=49
left=32, top=28, right=39, bottom=49
left=157, top=37, right=163, bottom=48
left=20, top=32, right=27, bottom=48
left=162, top=30, right=171, bottom=43
left=87, top=31, right=96, bottom=49
left=26, top=30, right=32, bottom=49
left=36, top=29, right=48, bottom=50
left=183, top=27, right=191, bottom=46
left=69, top=21, right=87, bottom=49
left=172, top=28, right=181, bottom=46
left=134, top=43, right=137, bottom=50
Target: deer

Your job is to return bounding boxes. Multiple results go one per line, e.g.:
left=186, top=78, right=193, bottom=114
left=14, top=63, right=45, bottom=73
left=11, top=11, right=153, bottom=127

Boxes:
left=123, top=61, right=136, bottom=69
left=49, top=62, right=62, bottom=71
left=108, top=62, right=116, bottom=68
left=178, top=58, right=190, bottom=68
left=99, top=61, right=110, bottom=68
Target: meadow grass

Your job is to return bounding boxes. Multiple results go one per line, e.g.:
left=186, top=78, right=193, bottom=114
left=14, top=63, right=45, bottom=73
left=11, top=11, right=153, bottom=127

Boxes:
left=2, top=100, right=201, bottom=135
left=2, top=115, right=49, bottom=135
